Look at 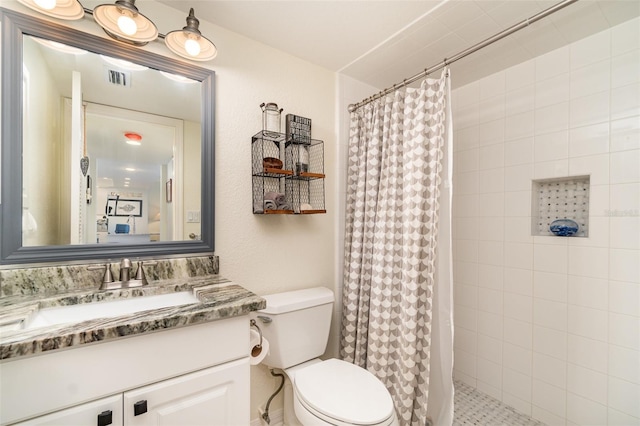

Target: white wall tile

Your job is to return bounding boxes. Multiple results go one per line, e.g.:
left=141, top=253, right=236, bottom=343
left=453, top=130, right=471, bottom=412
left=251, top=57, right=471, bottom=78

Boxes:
left=505, top=137, right=534, bottom=166
left=455, top=126, right=480, bottom=151
left=568, top=246, right=609, bottom=279
left=503, top=342, right=533, bottom=375
left=479, top=118, right=506, bottom=147
left=534, top=271, right=568, bottom=302
left=504, top=242, right=533, bottom=270
left=536, top=73, right=570, bottom=108
left=506, top=60, right=535, bottom=91
left=568, top=304, right=608, bottom=342
left=477, top=358, right=503, bottom=389
left=533, top=379, right=566, bottom=418
left=608, top=408, right=640, bottom=426
left=569, top=153, right=610, bottom=185
left=455, top=326, right=477, bottom=354
left=456, top=239, right=478, bottom=263
left=589, top=185, right=611, bottom=218
left=478, top=240, right=504, bottom=266
left=570, top=59, right=610, bottom=99
left=534, top=298, right=567, bottom=332
left=505, top=318, right=533, bottom=350
left=536, top=46, right=570, bottom=81
left=504, top=267, right=533, bottom=296
left=454, top=194, right=479, bottom=217
left=479, top=94, right=506, bottom=124
left=567, top=363, right=608, bottom=405
left=505, top=164, right=534, bottom=191
left=569, top=122, right=610, bottom=158
left=567, top=333, right=608, bottom=373
left=609, top=281, right=640, bottom=316
left=505, top=85, right=535, bottom=117
left=534, top=325, right=567, bottom=360
left=534, top=130, right=569, bottom=162
left=610, top=150, right=640, bottom=184
left=479, top=168, right=505, bottom=193
left=568, top=216, right=610, bottom=247
left=456, top=218, right=479, bottom=241
left=503, top=367, right=532, bottom=401
left=610, top=116, right=640, bottom=152
left=478, top=218, right=503, bottom=242
left=456, top=171, right=480, bottom=195
left=455, top=348, right=478, bottom=378
left=455, top=104, right=480, bottom=130
left=609, top=312, right=640, bottom=350
left=608, top=376, right=640, bottom=418
left=567, top=275, right=608, bottom=311
left=571, top=30, right=610, bottom=70
left=611, top=83, right=640, bottom=120
left=612, top=17, right=640, bottom=55
left=569, top=91, right=610, bottom=128
left=480, top=71, right=506, bottom=99
left=479, top=143, right=504, bottom=170
left=502, top=393, right=532, bottom=417
left=532, top=405, right=566, bottom=426
left=535, top=102, right=570, bottom=135
left=533, top=159, right=569, bottom=180
left=504, top=217, right=533, bottom=243
left=566, top=393, right=608, bottom=426
left=612, top=50, right=640, bottom=89
left=533, top=352, right=567, bottom=389
left=456, top=148, right=479, bottom=173
left=477, top=334, right=503, bottom=364
left=609, top=248, right=640, bottom=283
left=476, top=380, right=502, bottom=401
left=455, top=305, right=478, bottom=332
left=504, top=292, right=533, bottom=322
left=504, top=191, right=531, bottom=217
left=478, top=287, right=503, bottom=315
left=609, top=345, right=640, bottom=385
left=478, top=310, right=503, bottom=339
left=506, top=111, right=535, bottom=140
left=610, top=218, right=640, bottom=250
left=478, top=264, right=503, bottom=290
left=534, top=243, right=568, bottom=274
left=456, top=81, right=479, bottom=109
left=478, top=192, right=504, bottom=217
left=455, top=261, right=478, bottom=286
left=455, top=283, right=478, bottom=309
left=453, top=370, right=476, bottom=388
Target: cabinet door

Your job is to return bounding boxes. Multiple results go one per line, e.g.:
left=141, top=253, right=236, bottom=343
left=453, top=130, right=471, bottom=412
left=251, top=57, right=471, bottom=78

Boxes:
left=123, top=358, right=249, bottom=426
left=13, top=394, right=123, bottom=426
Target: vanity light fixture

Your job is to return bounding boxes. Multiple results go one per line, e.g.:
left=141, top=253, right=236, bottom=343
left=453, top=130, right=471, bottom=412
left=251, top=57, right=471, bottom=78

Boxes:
left=164, top=8, right=217, bottom=61
left=17, top=0, right=84, bottom=20
left=18, top=0, right=217, bottom=62
left=93, top=0, right=158, bottom=45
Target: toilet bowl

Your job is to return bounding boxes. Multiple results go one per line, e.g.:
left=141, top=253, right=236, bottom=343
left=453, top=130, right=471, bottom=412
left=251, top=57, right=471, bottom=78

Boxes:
left=252, top=287, right=398, bottom=426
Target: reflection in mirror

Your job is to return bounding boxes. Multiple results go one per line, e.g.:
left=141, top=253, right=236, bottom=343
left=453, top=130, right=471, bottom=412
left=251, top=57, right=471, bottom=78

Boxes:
left=1, top=9, right=215, bottom=265
left=22, top=35, right=201, bottom=247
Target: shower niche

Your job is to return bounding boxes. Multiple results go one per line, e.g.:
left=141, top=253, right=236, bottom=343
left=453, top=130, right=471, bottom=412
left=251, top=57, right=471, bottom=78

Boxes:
left=531, top=176, right=590, bottom=237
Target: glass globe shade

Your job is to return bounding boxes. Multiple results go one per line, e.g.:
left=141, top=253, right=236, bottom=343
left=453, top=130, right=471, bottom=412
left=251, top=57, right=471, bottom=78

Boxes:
left=184, top=38, right=201, bottom=57
left=34, top=0, right=56, bottom=10
left=117, top=14, right=138, bottom=36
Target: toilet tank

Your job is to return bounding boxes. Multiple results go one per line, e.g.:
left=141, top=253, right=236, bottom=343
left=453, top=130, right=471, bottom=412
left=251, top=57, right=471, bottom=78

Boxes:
left=252, top=287, right=334, bottom=369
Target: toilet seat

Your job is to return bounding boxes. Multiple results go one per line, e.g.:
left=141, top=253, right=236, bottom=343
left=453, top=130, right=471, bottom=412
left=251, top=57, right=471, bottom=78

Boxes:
left=292, top=359, right=396, bottom=426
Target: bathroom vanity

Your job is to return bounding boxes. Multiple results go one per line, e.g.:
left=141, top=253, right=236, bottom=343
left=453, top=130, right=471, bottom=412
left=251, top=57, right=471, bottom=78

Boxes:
left=0, top=266, right=265, bottom=425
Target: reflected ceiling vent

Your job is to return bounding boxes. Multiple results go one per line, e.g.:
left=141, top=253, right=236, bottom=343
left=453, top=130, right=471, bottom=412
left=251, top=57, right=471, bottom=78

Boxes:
left=105, top=68, right=132, bottom=88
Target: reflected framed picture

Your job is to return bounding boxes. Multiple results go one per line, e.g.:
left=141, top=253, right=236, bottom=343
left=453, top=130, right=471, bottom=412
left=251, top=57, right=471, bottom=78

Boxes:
left=114, top=199, right=142, bottom=217
left=166, top=178, right=173, bottom=203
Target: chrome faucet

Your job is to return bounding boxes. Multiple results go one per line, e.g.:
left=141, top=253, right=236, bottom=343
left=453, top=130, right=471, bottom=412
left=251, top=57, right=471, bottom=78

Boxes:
left=90, top=258, right=156, bottom=290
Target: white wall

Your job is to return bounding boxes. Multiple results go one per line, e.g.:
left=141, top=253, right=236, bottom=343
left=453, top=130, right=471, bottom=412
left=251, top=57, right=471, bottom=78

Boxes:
left=451, top=18, right=640, bottom=425
left=3, top=0, right=337, bottom=421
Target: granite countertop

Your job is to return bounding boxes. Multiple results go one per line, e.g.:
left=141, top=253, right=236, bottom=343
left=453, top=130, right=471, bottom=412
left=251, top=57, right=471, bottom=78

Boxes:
left=0, top=275, right=265, bottom=361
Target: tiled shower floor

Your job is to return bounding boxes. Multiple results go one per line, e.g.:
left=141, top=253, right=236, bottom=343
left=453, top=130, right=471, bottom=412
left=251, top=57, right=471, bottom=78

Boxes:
left=453, top=380, right=546, bottom=426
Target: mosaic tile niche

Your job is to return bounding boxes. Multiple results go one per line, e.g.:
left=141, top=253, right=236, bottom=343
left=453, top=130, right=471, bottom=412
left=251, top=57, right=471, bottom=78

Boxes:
left=532, top=176, right=590, bottom=237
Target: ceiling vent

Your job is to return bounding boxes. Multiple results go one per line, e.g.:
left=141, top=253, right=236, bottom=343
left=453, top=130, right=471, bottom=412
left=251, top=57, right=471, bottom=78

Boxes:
left=106, top=68, right=131, bottom=88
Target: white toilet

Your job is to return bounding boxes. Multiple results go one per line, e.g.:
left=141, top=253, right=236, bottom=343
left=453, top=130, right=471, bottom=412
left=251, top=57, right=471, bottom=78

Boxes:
left=252, top=287, right=399, bottom=426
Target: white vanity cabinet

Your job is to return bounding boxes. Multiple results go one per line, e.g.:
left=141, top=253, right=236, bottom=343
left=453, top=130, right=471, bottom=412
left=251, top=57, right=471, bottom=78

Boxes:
left=1, top=316, right=250, bottom=426
left=13, top=395, right=124, bottom=426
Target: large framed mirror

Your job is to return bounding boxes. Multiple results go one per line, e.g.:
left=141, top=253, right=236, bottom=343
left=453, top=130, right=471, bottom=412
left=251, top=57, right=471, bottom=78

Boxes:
left=0, top=8, right=215, bottom=265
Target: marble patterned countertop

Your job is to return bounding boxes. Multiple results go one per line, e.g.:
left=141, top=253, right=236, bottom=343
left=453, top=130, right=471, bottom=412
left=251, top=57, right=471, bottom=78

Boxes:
left=0, top=275, right=266, bottom=361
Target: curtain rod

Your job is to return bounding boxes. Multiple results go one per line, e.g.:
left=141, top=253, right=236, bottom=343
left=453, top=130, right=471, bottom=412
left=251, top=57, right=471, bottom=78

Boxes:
left=348, top=0, right=579, bottom=112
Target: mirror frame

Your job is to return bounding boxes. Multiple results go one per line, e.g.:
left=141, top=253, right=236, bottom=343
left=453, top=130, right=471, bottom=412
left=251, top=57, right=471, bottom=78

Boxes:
left=0, top=8, right=215, bottom=265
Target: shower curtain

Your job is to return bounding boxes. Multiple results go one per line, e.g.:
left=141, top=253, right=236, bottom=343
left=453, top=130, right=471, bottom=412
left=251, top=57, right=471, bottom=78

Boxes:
left=340, top=69, right=454, bottom=426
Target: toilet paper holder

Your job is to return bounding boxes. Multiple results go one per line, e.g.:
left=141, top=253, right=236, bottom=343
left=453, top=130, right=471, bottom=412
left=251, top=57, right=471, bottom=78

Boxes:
left=249, top=319, right=263, bottom=352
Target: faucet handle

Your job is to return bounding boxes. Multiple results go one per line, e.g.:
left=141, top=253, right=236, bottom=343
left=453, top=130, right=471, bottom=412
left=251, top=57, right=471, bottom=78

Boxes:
left=134, top=260, right=157, bottom=284
left=88, top=263, right=114, bottom=284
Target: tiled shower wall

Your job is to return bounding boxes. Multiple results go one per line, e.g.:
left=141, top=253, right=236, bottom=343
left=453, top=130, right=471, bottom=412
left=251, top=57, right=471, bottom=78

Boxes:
left=451, top=17, right=639, bottom=426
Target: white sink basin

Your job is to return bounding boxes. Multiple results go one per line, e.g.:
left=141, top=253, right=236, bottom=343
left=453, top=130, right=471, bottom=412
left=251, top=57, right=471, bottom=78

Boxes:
left=25, top=291, right=199, bottom=330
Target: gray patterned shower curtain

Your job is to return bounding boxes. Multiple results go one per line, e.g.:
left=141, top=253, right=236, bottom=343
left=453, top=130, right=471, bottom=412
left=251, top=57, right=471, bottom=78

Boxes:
left=340, top=69, right=454, bottom=426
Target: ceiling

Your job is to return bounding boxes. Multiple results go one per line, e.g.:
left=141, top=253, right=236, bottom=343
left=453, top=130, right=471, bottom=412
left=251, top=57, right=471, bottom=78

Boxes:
left=158, top=0, right=640, bottom=90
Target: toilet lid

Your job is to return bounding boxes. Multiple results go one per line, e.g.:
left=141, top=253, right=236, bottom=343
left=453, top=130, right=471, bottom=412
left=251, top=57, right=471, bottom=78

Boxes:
left=293, top=359, right=395, bottom=425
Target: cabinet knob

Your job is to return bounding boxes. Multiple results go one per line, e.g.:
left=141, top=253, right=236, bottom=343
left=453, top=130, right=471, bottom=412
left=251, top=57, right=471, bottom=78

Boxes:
left=97, top=410, right=113, bottom=426
left=134, top=400, right=148, bottom=416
